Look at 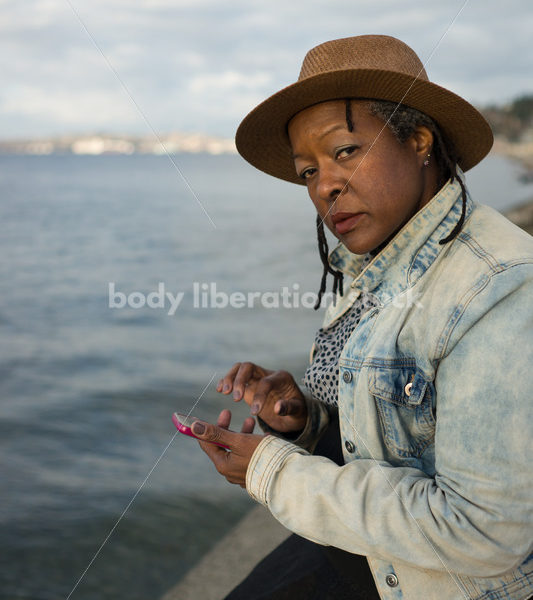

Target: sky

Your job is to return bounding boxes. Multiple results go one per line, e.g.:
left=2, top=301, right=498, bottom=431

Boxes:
left=0, top=0, right=532, bottom=140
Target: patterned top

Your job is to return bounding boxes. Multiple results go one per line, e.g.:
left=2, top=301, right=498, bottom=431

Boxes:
left=301, top=253, right=378, bottom=406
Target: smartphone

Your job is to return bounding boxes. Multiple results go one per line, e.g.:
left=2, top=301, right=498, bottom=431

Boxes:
left=172, top=412, right=230, bottom=449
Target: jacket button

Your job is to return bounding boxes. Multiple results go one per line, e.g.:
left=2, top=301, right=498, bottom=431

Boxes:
left=344, top=440, right=355, bottom=453
left=342, top=371, right=352, bottom=383
left=404, top=382, right=413, bottom=397
left=385, top=573, right=398, bottom=587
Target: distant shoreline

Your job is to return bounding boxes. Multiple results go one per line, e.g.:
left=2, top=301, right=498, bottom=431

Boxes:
left=492, top=136, right=533, bottom=181
left=0, top=134, right=531, bottom=170
left=0, top=133, right=237, bottom=156
left=492, top=136, right=533, bottom=234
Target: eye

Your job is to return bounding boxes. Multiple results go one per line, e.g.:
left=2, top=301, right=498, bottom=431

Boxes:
left=335, top=145, right=358, bottom=160
left=298, top=166, right=316, bottom=181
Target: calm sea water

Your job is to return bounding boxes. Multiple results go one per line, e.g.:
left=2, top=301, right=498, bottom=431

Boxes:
left=1, top=152, right=531, bottom=600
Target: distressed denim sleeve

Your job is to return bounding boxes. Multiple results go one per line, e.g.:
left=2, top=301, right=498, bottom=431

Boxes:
left=256, top=394, right=331, bottom=452
left=247, top=265, right=533, bottom=577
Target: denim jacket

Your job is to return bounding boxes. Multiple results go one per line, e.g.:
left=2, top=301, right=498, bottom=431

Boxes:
left=246, top=177, right=533, bottom=600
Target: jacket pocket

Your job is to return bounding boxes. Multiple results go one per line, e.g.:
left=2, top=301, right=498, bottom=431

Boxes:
left=368, top=364, right=435, bottom=459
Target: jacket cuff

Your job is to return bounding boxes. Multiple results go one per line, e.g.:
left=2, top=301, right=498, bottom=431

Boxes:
left=246, top=435, right=308, bottom=506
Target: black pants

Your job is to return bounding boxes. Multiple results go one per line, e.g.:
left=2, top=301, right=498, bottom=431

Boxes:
left=224, top=415, right=380, bottom=600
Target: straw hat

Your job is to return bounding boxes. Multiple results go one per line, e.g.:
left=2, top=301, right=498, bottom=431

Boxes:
left=235, top=35, right=493, bottom=185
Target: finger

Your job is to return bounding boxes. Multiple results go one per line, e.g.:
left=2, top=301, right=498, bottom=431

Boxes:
left=224, top=474, right=245, bottom=486
left=274, top=397, right=305, bottom=417
left=197, top=436, right=228, bottom=467
left=232, top=362, right=256, bottom=401
left=193, top=420, right=238, bottom=449
left=198, top=436, right=244, bottom=484
left=217, top=409, right=232, bottom=429
left=250, top=376, right=275, bottom=415
left=219, top=363, right=242, bottom=394
left=240, top=417, right=255, bottom=434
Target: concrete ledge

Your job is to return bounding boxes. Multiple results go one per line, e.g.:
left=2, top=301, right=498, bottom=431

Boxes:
left=161, top=505, right=290, bottom=600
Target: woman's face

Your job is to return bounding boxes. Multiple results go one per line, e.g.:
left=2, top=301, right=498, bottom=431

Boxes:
left=288, top=100, right=437, bottom=255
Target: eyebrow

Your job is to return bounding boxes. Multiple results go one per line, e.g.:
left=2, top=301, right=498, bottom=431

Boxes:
left=291, top=123, right=354, bottom=160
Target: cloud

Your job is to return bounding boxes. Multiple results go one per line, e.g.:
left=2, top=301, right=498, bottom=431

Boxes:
left=188, top=71, right=271, bottom=95
left=0, top=0, right=531, bottom=138
left=1, top=85, right=137, bottom=126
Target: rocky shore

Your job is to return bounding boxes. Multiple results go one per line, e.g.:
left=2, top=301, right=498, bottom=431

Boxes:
left=503, top=197, right=533, bottom=235
left=493, top=137, right=533, bottom=183
left=490, top=139, right=533, bottom=233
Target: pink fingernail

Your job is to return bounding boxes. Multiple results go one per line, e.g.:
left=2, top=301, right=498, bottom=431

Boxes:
left=192, top=422, right=206, bottom=435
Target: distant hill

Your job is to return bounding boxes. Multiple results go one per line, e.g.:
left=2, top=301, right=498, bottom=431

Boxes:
left=481, top=94, right=533, bottom=143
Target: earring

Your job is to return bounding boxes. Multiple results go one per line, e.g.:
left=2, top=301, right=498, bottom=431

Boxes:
left=423, top=153, right=431, bottom=167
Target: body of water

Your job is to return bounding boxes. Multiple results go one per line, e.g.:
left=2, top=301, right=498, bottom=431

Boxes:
left=1, top=152, right=531, bottom=600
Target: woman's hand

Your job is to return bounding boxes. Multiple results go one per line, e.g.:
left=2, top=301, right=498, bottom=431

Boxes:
left=216, top=362, right=307, bottom=433
left=193, top=409, right=265, bottom=488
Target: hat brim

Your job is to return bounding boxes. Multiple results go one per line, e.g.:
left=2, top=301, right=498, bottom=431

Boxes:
left=235, top=69, right=493, bottom=185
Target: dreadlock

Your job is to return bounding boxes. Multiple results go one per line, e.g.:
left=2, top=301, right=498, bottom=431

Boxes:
left=314, top=214, right=344, bottom=309
left=313, top=98, right=466, bottom=309
left=345, top=98, right=354, bottom=132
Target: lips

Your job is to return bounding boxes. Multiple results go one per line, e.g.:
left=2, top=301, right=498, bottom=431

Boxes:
left=331, top=211, right=364, bottom=234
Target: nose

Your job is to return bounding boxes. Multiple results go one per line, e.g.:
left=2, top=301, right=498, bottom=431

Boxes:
left=316, top=162, right=346, bottom=204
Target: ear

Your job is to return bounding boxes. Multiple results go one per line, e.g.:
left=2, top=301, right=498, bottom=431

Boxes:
left=409, top=125, right=434, bottom=167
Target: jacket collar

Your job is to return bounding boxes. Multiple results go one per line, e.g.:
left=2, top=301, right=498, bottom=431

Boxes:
left=328, top=175, right=474, bottom=302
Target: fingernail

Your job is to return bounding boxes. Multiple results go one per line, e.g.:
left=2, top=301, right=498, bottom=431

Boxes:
left=223, top=384, right=230, bottom=393
left=251, top=403, right=259, bottom=415
left=233, top=390, right=240, bottom=400
left=192, top=422, right=205, bottom=435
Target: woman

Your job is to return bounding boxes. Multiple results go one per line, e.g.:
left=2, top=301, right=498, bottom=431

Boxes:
left=191, top=35, right=533, bottom=599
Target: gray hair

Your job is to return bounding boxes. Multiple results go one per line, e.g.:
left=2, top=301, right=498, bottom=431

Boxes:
left=366, top=100, right=457, bottom=187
